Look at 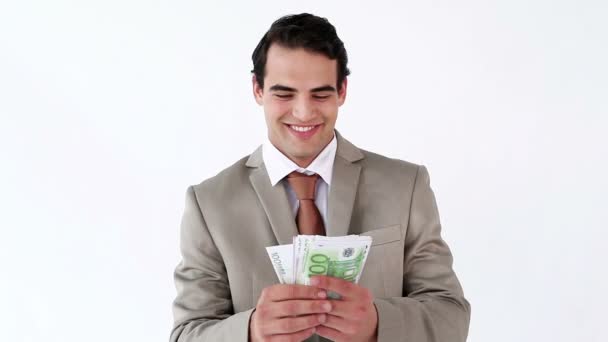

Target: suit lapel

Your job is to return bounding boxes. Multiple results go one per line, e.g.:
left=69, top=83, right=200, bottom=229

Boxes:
left=247, top=147, right=298, bottom=245
left=326, top=155, right=361, bottom=236
left=326, top=132, right=365, bottom=237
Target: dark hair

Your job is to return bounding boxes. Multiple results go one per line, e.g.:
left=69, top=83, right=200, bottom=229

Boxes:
left=251, top=13, right=350, bottom=92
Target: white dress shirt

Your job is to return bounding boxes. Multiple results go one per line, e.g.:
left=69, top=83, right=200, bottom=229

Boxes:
left=262, top=133, right=337, bottom=228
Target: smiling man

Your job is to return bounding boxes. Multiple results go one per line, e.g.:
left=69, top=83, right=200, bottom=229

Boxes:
left=170, top=13, right=470, bottom=342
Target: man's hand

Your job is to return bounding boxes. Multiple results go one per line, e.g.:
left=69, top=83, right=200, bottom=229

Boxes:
left=310, top=276, right=378, bottom=342
left=249, top=284, right=333, bottom=342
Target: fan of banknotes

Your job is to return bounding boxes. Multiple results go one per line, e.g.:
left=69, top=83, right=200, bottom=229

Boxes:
left=266, top=235, right=372, bottom=285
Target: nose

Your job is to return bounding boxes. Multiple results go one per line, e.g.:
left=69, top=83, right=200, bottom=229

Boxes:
left=292, top=98, right=317, bottom=121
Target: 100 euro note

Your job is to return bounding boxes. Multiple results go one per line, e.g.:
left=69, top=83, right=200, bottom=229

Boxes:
left=294, top=235, right=372, bottom=286
left=265, top=244, right=294, bottom=284
left=266, top=235, right=372, bottom=286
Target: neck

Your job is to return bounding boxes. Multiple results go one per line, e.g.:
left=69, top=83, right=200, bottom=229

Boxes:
left=270, top=136, right=333, bottom=169
left=291, top=155, right=318, bottom=168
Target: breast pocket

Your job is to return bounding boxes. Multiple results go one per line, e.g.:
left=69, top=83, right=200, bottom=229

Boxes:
left=358, top=224, right=403, bottom=298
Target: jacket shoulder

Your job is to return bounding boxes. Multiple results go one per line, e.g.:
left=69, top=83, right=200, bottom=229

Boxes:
left=358, top=149, right=422, bottom=179
left=190, top=155, right=252, bottom=199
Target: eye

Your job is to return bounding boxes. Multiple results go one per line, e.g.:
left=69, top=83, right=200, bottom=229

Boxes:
left=313, top=95, right=331, bottom=100
left=274, top=94, right=293, bottom=99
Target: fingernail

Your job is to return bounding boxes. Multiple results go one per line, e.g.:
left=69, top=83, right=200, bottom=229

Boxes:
left=318, top=314, right=326, bottom=323
left=310, top=277, right=319, bottom=286
left=317, top=291, right=327, bottom=299
left=322, top=302, right=332, bottom=312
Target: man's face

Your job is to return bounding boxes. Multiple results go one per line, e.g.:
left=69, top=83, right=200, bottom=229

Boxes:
left=253, top=44, right=347, bottom=167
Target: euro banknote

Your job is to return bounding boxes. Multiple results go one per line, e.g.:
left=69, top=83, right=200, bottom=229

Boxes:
left=266, top=235, right=372, bottom=286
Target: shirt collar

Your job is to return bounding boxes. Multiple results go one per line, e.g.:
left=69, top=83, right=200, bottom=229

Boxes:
left=263, top=133, right=337, bottom=187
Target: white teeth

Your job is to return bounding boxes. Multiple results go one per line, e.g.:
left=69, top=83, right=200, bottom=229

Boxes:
left=290, top=125, right=315, bottom=132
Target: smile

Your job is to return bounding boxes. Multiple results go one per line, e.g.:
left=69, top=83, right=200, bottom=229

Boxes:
left=289, top=125, right=317, bottom=132
left=285, top=124, right=322, bottom=139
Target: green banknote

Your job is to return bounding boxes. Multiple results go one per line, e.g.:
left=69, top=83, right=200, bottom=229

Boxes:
left=267, top=235, right=373, bottom=286
left=294, top=235, right=372, bottom=285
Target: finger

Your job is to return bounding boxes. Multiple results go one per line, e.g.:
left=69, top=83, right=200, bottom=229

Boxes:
left=260, top=284, right=326, bottom=302
left=267, top=327, right=317, bottom=342
left=326, top=300, right=369, bottom=320
left=272, top=299, right=332, bottom=317
left=310, top=276, right=360, bottom=300
left=320, top=314, right=358, bottom=335
left=264, top=313, right=327, bottom=335
left=316, top=324, right=348, bottom=342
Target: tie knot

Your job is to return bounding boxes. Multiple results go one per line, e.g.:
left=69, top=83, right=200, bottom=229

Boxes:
left=286, top=172, right=319, bottom=200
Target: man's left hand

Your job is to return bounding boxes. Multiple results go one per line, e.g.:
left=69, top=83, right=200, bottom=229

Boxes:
left=310, top=275, right=378, bottom=342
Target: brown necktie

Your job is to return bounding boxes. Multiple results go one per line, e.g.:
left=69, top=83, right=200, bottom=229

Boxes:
left=286, top=171, right=326, bottom=236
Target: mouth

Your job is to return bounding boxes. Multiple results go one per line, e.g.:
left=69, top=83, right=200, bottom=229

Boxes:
left=284, top=123, right=322, bottom=139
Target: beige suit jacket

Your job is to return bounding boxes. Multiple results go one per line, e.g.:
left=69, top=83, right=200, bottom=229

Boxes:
left=170, top=132, right=471, bottom=341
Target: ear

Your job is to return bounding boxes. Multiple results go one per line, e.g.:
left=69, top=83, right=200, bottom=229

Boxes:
left=252, top=75, right=264, bottom=105
left=337, top=77, right=348, bottom=106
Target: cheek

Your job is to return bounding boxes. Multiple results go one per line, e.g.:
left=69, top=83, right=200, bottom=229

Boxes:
left=266, top=101, right=291, bottom=120
left=318, top=102, right=339, bottom=120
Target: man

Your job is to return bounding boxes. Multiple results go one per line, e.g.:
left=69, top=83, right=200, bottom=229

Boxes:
left=170, top=13, right=470, bottom=342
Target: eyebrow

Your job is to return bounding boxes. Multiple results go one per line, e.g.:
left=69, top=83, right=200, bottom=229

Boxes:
left=268, top=84, right=337, bottom=93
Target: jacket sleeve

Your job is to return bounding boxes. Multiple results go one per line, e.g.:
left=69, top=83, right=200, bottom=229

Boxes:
left=170, top=186, right=254, bottom=342
left=373, top=165, right=471, bottom=342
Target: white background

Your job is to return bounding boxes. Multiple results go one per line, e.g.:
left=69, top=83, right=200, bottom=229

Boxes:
left=1, top=1, right=606, bottom=341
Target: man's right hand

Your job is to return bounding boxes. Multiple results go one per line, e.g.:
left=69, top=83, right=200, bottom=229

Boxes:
left=249, top=284, right=332, bottom=342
